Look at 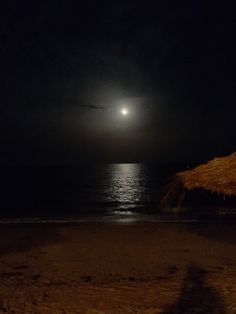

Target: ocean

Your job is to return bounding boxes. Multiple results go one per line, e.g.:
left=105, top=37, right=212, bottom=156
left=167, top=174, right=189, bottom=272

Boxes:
left=0, top=163, right=235, bottom=223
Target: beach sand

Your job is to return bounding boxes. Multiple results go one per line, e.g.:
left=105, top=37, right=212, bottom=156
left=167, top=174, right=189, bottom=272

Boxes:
left=0, top=222, right=236, bottom=313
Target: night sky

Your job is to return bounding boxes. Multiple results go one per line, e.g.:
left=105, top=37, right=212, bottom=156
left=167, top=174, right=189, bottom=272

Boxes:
left=1, top=0, right=235, bottom=164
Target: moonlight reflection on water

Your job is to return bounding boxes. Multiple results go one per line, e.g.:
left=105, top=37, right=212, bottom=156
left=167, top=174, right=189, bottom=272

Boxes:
left=106, top=163, right=145, bottom=208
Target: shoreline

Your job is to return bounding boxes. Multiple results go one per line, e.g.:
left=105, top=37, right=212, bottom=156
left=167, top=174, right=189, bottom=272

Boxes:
left=1, top=214, right=236, bottom=225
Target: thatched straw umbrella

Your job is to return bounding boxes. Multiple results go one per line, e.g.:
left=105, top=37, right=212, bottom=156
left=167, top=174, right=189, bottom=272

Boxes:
left=161, top=152, right=236, bottom=207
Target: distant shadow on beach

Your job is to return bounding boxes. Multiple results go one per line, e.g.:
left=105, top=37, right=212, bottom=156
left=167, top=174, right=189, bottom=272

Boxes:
left=0, top=224, right=63, bottom=257
left=163, top=265, right=225, bottom=314
left=182, top=223, right=236, bottom=245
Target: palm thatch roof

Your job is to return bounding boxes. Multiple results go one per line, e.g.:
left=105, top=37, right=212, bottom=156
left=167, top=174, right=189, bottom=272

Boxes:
left=161, top=152, right=236, bottom=207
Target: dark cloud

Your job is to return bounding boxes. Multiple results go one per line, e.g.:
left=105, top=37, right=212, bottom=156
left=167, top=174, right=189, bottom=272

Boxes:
left=79, top=104, right=105, bottom=110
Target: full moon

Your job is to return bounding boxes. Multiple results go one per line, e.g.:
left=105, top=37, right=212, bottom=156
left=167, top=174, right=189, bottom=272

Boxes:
left=121, top=107, right=129, bottom=116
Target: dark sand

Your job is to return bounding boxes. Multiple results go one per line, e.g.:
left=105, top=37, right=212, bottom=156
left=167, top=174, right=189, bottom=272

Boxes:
left=0, top=222, right=236, bottom=313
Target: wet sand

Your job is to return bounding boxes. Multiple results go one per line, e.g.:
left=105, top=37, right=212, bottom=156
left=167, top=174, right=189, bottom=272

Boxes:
left=0, top=222, right=236, bottom=313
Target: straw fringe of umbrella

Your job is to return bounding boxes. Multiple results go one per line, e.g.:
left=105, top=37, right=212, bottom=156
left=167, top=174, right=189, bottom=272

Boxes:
left=161, top=152, right=236, bottom=207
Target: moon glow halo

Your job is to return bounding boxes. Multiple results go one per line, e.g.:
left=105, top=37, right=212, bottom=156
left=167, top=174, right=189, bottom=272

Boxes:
left=121, top=108, right=128, bottom=116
